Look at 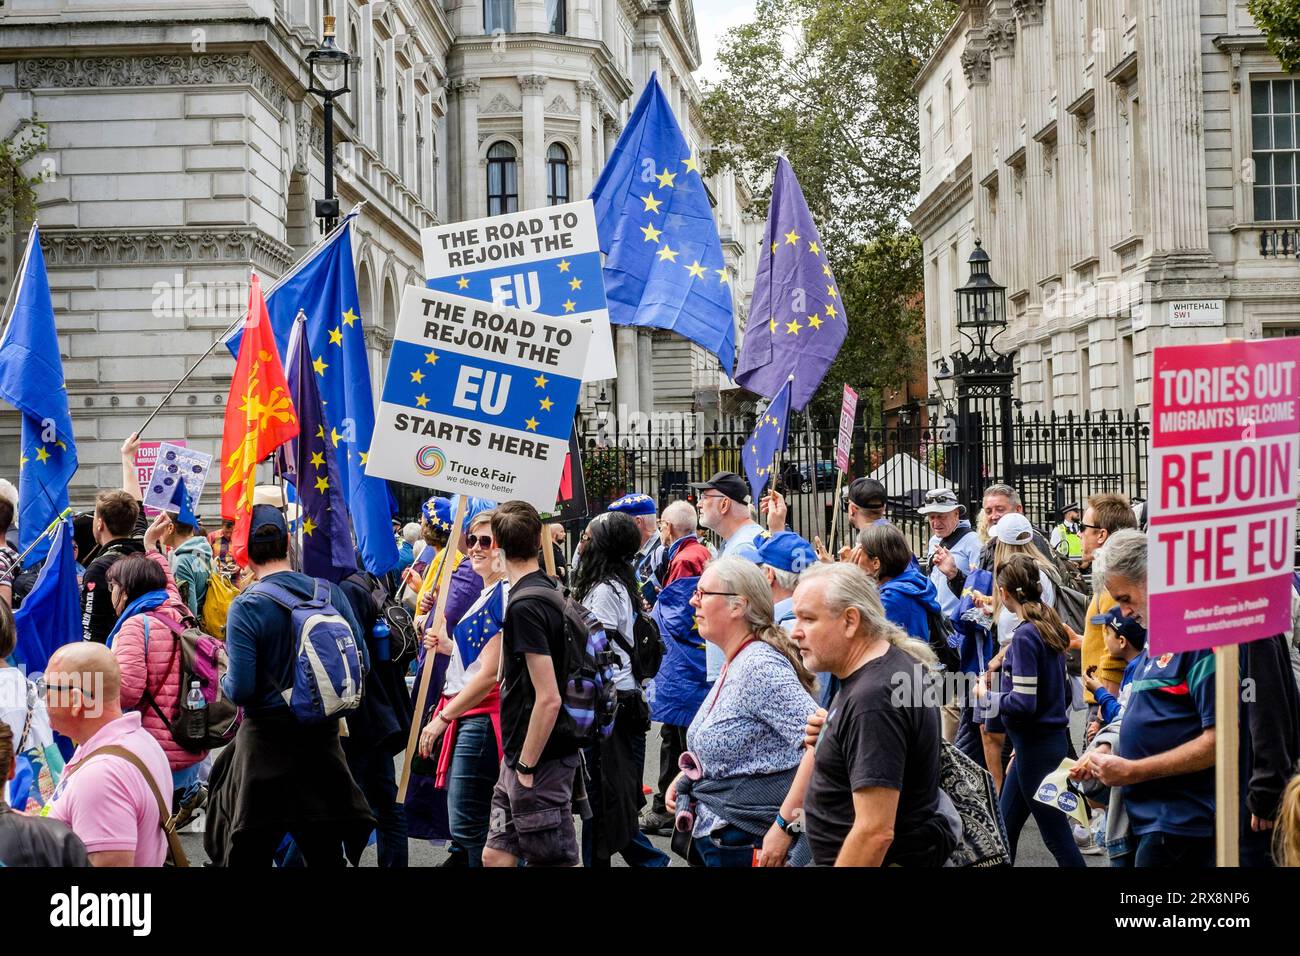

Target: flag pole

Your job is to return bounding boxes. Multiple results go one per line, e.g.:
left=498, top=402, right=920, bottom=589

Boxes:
left=133, top=203, right=366, bottom=440
left=398, top=494, right=468, bottom=802
left=0, top=222, right=39, bottom=339
left=15, top=507, right=73, bottom=568
left=804, top=408, right=822, bottom=543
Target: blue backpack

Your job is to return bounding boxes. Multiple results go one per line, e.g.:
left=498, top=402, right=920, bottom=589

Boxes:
left=509, top=580, right=619, bottom=744
left=252, top=578, right=366, bottom=725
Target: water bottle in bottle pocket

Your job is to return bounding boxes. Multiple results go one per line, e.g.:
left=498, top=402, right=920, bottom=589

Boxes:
left=184, top=680, right=207, bottom=744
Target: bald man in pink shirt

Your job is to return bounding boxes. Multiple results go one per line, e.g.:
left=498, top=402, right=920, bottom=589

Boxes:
left=45, top=642, right=171, bottom=867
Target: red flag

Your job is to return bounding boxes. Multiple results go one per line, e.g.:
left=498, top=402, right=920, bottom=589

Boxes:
left=221, top=274, right=299, bottom=566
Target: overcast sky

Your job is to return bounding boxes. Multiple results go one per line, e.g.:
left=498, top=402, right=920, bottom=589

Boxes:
left=692, top=0, right=758, bottom=86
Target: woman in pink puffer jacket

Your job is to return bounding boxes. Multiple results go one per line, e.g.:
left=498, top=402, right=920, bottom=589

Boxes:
left=105, top=550, right=208, bottom=779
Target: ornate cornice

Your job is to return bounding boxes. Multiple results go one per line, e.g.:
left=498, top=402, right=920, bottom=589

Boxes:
left=38, top=227, right=295, bottom=274
left=16, top=53, right=289, bottom=117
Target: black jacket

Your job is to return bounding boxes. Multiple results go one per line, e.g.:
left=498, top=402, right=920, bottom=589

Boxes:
left=338, top=574, right=414, bottom=757
left=0, top=806, right=90, bottom=866
left=80, top=537, right=145, bottom=643
left=1241, top=634, right=1300, bottom=822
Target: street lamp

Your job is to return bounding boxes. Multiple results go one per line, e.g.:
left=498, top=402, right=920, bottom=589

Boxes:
left=307, top=15, right=352, bottom=234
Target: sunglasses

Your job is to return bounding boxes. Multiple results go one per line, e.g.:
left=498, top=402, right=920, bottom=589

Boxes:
left=1079, top=523, right=1103, bottom=532
left=35, top=676, right=93, bottom=700
left=465, top=534, right=494, bottom=550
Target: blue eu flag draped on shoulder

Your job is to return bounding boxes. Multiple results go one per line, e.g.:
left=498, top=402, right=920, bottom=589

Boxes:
left=0, top=224, right=79, bottom=563
left=591, top=74, right=736, bottom=376
left=224, top=214, right=399, bottom=575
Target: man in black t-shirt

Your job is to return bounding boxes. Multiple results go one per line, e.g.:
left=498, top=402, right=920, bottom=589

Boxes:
left=482, top=500, right=585, bottom=867
left=758, top=563, right=954, bottom=867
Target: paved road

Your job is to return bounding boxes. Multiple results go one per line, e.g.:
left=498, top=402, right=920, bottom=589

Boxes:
left=179, top=709, right=1105, bottom=867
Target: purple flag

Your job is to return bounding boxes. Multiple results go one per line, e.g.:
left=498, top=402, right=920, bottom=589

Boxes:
left=735, top=156, right=846, bottom=410
left=281, top=313, right=358, bottom=582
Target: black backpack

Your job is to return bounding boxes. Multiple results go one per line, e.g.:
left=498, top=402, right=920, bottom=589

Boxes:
left=924, top=605, right=962, bottom=673
left=609, top=607, right=666, bottom=686
left=346, top=571, right=419, bottom=666
left=509, top=580, right=620, bottom=746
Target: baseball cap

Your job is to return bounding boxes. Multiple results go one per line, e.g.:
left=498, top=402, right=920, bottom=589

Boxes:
left=689, top=471, right=749, bottom=506
left=917, top=488, right=963, bottom=515
left=1103, top=605, right=1147, bottom=650
left=754, top=531, right=818, bottom=575
left=847, top=478, right=887, bottom=510
left=607, top=493, right=656, bottom=517
left=989, top=512, right=1034, bottom=546
left=249, top=503, right=289, bottom=542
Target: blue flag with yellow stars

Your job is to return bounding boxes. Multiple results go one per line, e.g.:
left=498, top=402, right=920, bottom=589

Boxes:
left=452, top=580, right=506, bottom=670
left=280, top=313, right=357, bottom=583
left=741, top=376, right=793, bottom=503
left=12, top=520, right=79, bottom=673
left=736, top=156, right=846, bottom=411
left=591, top=73, right=736, bottom=376
left=167, top=477, right=199, bottom=528
left=0, top=225, right=79, bottom=562
left=224, top=215, right=399, bottom=575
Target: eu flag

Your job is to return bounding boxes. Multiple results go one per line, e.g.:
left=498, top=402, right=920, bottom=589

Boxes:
left=224, top=215, right=399, bottom=575
left=452, top=580, right=506, bottom=666
left=168, top=476, right=198, bottom=527
left=736, top=157, right=846, bottom=411
left=12, top=520, right=80, bottom=673
left=281, top=313, right=358, bottom=583
left=0, top=226, right=79, bottom=562
left=591, top=74, right=736, bottom=376
left=741, top=376, right=793, bottom=502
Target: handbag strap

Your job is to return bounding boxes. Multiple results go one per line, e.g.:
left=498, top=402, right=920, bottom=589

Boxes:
left=140, top=614, right=183, bottom=726
left=64, top=744, right=189, bottom=867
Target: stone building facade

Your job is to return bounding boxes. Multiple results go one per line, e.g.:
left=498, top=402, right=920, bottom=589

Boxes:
left=0, top=0, right=758, bottom=503
left=911, top=0, right=1300, bottom=416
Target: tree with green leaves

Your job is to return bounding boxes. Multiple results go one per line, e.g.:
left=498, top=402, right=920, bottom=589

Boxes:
left=1250, top=0, right=1300, bottom=73
left=702, top=0, right=955, bottom=411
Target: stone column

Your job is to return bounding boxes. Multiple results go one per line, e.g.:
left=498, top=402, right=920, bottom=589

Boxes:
left=987, top=14, right=1017, bottom=284
left=616, top=326, right=640, bottom=418
left=962, top=28, right=993, bottom=248
left=519, top=74, right=548, bottom=209
left=602, top=113, right=620, bottom=168
left=602, top=0, right=618, bottom=51
left=1143, top=0, right=1210, bottom=256
left=1094, top=0, right=1125, bottom=277
left=453, top=77, right=480, bottom=221
left=577, top=81, right=599, bottom=196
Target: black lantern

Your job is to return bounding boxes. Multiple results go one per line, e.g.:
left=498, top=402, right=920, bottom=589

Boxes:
left=940, top=240, right=1018, bottom=513
left=307, top=15, right=352, bottom=233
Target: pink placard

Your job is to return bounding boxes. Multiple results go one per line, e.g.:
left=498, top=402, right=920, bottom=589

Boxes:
left=835, top=384, right=858, bottom=473
left=1147, top=340, right=1300, bottom=654
left=135, top=440, right=187, bottom=516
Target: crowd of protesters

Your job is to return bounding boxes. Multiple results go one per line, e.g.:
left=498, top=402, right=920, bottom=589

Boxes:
left=3, top=434, right=1300, bottom=869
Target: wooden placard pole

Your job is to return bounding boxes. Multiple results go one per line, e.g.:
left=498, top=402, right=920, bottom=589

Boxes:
left=1214, top=643, right=1241, bottom=866
left=827, top=470, right=845, bottom=553
left=397, top=494, right=469, bottom=802
left=542, top=524, right=557, bottom=578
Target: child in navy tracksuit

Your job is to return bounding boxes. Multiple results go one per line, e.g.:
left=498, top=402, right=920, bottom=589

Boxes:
left=978, top=554, right=1085, bottom=867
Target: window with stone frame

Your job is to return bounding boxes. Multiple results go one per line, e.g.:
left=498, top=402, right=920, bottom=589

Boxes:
left=546, top=143, right=570, bottom=205
left=487, top=141, right=519, bottom=215
left=484, top=0, right=514, bottom=34
left=1252, top=78, right=1300, bottom=221
left=546, top=0, right=566, bottom=35
left=1262, top=325, right=1300, bottom=338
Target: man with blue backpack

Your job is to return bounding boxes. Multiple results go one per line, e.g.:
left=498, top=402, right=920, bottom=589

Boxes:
left=204, top=504, right=376, bottom=867
left=482, top=500, right=607, bottom=868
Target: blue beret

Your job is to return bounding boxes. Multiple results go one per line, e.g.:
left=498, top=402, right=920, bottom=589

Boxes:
left=422, top=496, right=454, bottom=532
left=607, top=493, right=656, bottom=517
left=754, top=531, right=817, bottom=574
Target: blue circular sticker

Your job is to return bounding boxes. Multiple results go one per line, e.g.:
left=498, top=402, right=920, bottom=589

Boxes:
left=1037, top=783, right=1058, bottom=801
left=1058, top=792, right=1079, bottom=813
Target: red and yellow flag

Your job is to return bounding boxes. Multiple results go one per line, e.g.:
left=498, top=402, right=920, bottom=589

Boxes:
left=221, top=273, right=299, bottom=566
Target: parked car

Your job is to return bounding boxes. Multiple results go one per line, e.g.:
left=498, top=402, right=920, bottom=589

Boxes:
left=795, top=460, right=836, bottom=492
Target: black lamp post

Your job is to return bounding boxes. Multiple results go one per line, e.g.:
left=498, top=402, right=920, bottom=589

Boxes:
left=307, top=15, right=352, bottom=234
left=944, top=239, right=1016, bottom=511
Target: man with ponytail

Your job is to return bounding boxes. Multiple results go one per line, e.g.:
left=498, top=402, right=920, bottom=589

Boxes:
left=977, top=553, right=1085, bottom=867
left=759, top=562, right=953, bottom=867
